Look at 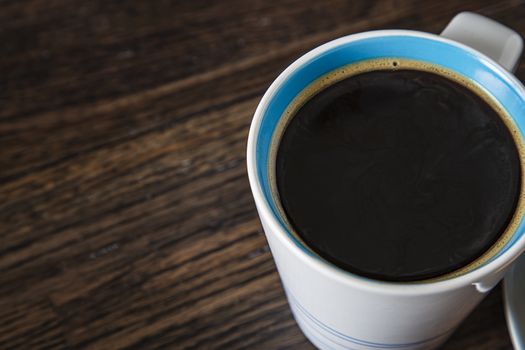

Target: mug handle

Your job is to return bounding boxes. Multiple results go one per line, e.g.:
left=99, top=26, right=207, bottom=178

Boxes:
left=472, top=274, right=503, bottom=294
left=441, top=12, right=523, bottom=72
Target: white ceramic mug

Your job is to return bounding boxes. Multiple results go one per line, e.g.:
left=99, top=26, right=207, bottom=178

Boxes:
left=247, top=13, right=525, bottom=350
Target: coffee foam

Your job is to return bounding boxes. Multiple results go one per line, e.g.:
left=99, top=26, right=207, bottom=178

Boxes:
left=268, top=58, right=525, bottom=283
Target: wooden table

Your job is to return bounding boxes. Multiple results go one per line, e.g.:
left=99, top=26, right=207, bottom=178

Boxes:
left=1, top=1, right=522, bottom=349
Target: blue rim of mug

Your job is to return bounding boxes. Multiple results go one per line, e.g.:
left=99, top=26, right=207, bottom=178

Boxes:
left=249, top=30, right=525, bottom=288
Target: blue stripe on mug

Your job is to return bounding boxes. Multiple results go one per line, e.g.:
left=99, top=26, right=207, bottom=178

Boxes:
left=294, top=308, right=358, bottom=350
left=286, top=288, right=454, bottom=349
left=295, top=316, right=344, bottom=350
left=255, top=32, right=525, bottom=265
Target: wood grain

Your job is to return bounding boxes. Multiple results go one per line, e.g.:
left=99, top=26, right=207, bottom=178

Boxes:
left=1, top=0, right=523, bottom=349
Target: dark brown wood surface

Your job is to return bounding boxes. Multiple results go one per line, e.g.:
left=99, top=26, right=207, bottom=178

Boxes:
left=1, top=1, right=523, bottom=349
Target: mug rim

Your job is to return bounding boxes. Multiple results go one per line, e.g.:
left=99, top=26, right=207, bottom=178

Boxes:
left=247, top=29, right=525, bottom=295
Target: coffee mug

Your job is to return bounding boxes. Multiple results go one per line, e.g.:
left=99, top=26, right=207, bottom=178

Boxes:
left=247, top=12, right=525, bottom=350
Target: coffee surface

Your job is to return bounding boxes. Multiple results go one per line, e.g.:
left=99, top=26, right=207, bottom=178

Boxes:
left=276, top=69, right=521, bottom=281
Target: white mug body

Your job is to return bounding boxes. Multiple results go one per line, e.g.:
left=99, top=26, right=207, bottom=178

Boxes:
left=247, top=14, right=525, bottom=350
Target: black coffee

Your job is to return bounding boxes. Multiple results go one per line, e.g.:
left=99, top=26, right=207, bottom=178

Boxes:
left=276, top=68, right=521, bottom=282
